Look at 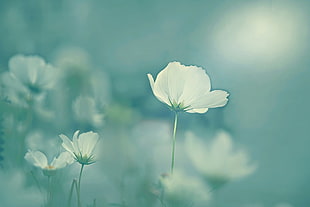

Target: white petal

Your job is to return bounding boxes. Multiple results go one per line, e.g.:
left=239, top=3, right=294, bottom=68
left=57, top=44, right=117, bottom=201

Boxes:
left=24, top=150, right=48, bottom=169
left=176, top=63, right=211, bottom=106
left=228, top=151, right=257, bottom=179
left=147, top=73, right=170, bottom=106
left=9, top=55, right=30, bottom=85
left=210, top=132, right=233, bottom=159
left=147, top=74, right=155, bottom=91
left=190, top=90, right=229, bottom=110
left=186, top=108, right=208, bottom=114
left=78, top=131, right=99, bottom=156
left=72, top=130, right=81, bottom=154
left=59, top=134, right=75, bottom=155
left=163, top=62, right=186, bottom=104
left=51, top=152, right=74, bottom=169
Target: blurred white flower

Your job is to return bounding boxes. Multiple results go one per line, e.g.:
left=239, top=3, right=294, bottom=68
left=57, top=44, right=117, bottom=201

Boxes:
left=160, top=170, right=210, bottom=206
left=185, top=131, right=256, bottom=187
left=1, top=72, right=29, bottom=106
left=24, top=150, right=73, bottom=176
left=147, top=61, right=229, bottom=113
left=73, top=96, right=104, bottom=128
left=8, top=55, right=56, bottom=93
left=59, top=130, right=99, bottom=165
left=1, top=55, right=57, bottom=107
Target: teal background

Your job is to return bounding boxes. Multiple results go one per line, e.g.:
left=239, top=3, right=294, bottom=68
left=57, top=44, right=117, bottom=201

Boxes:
left=0, top=0, right=309, bottom=207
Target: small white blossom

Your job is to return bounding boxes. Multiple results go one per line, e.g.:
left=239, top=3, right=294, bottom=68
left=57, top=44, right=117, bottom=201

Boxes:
left=59, top=130, right=99, bottom=165
left=147, top=61, right=229, bottom=113
left=24, top=150, right=73, bottom=176
left=185, top=131, right=256, bottom=187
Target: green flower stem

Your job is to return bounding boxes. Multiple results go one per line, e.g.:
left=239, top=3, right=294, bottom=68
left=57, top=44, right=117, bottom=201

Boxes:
left=67, top=179, right=77, bottom=207
left=77, top=164, right=85, bottom=207
left=47, top=176, right=52, bottom=207
left=30, top=171, right=42, bottom=193
left=92, top=199, right=97, bottom=207
left=170, top=112, right=178, bottom=174
left=213, top=190, right=219, bottom=207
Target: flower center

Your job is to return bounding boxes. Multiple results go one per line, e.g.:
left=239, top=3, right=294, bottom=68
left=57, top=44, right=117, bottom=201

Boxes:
left=169, top=100, right=191, bottom=112
left=45, top=165, right=56, bottom=170
left=74, top=152, right=96, bottom=165
left=27, top=83, right=42, bottom=94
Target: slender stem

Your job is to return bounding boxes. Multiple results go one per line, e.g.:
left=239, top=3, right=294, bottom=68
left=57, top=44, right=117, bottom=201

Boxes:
left=77, top=164, right=85, bottom=207
left=213, top=190, right=219, bottom=207
left=159, top=189, right=167, bottom=207
left=47, top=176, right=52, bottom=207
left=68, top=179, right=77, bottom=207
left=170, top=112, right=178, bottom=174
left=30, top=170, right=42, bottom=193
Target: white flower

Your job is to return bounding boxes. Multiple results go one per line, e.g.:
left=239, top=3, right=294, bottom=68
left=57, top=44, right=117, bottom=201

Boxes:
left=24, top=150, right=73, bottom=176
left=8, top=55, right=56, bottom=94
left=185, top=131, right=256, bottom=187
left=1, top=55, right=57, bottom=107
left=59, top=130, right=99, bottom=165
left=160, top=171, right=210, bottom=206
left=147, top=61, right=229, bottom=113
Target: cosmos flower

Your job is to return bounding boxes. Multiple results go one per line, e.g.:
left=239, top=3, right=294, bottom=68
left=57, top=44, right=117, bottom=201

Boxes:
left=185, top=131, right=256, bottom=187
left=159, top=170, right=210, bottom=206
left=59, top=130, right=99, bottom=165
left=24, top=150, right=73, bottom=176
left=147, top=61, right=229, bottom=113
left=1, top=55, right=57, bottom=107
left=7, top=55, right=56, bottom=94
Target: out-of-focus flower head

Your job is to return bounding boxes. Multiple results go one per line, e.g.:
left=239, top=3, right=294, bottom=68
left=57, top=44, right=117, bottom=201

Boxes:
left=59, top=130, right=99, bottom=165
left=24, top=150, right=74, bottom=176
left=72, top=96, right=104, bottom=128
left=185, top=131, right=257, bottom=188
left=159, top=170, right=211, bottom=207
left=1, top=55, right=57, bottom=107
left=8, top=55, right=56, bottom=92
left=147, top=61, right=229, bottom=113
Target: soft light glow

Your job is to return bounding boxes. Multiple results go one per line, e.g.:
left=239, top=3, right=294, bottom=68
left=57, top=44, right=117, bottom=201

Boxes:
left=211, top=3, right=306, bottom=65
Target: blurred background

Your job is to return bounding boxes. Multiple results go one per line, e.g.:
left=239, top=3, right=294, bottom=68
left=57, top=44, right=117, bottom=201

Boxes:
left=0, top=0, right=309, bottom=207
